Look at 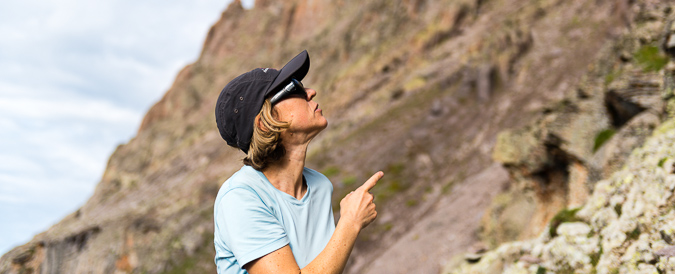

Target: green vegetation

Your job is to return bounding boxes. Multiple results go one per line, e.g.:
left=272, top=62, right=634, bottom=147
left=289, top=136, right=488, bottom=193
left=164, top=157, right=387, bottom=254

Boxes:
left=668, top=100, right=675, bottom=119
left=627, top=226, right=641, bottom=241
left=383, top=223, right=393, bottom=231
left=388, top=163, right=405, bottom=175
left=613, top=204, right=622, bottom=217
left=604, top=69, right=621, bottom=86
left=593, top=129, right=616, bottom=152
left=406, top=199, right=418, bottom=207
left=654, top=117, right=675, bottom=136
left=658, top=157, right=669, bottom=168
left=442, top=172, right=465, bottom=195
left=332, top=162, right=410, bottom=212
left=536, top=266, right=547, bottom=274
left=442, top=181, right=454, bottom=194
left=424, top=186, right=433, bottom=193
left=548, top=207, right=582, bottom=237
left=374, top=180, right=404, bottom=202
left=403, top=76, right=427, bottom=91
left=342, top=176, right=357, bottom=186
left=373, top=162, right=410, bottom=203
left=162, top=233, right=215, bottom=274
left=558, top=265, right=575, bottom=274
left=164, top=256, right=197, bottom=274
left=590, top=246, right=602, bottom=267
left=322, top=166, right=340, bottom=177
left=634, top=45, right=668, bottom=72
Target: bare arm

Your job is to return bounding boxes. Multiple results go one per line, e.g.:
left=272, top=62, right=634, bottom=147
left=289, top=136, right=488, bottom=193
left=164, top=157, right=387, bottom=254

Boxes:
left=246, top=171, right=383, bottom=274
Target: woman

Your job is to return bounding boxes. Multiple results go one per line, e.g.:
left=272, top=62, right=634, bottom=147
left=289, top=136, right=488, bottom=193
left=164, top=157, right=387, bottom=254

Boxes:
left=214, top=50, right=382, bottom=274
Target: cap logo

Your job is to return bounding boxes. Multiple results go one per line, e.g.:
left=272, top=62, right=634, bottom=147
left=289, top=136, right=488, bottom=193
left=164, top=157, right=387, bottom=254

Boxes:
left=262, top=68, right=269, bottom=73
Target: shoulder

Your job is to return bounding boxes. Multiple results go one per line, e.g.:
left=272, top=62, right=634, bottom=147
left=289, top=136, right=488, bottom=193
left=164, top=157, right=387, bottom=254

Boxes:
left=303, top=167, right=333, bottom=192
left=216, top=166, right=269, bottom=206
left=226, top=165, right=262, bottom=187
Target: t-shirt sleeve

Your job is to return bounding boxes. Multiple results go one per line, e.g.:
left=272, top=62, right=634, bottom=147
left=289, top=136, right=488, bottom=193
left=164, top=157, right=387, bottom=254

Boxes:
left=215, top=187, right=290, bottom=268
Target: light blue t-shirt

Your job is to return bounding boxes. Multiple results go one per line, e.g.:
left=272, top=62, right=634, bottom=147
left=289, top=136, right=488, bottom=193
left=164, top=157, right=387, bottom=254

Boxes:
left=214, top=165, right=336, bottom=273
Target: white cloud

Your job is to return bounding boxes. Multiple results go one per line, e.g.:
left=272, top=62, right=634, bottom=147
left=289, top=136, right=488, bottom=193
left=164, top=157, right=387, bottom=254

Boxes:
left=0, top=155, right=44, bottom=177
left=0, top=96, right=140, bottom=123
left=0, top=0, right=231, bottom=255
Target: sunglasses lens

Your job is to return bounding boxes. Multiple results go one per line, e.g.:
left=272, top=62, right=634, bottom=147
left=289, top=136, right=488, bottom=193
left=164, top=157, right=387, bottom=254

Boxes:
left=289, top=79, right=305, bottom=97
left=270, top=79, right=306, bottom=105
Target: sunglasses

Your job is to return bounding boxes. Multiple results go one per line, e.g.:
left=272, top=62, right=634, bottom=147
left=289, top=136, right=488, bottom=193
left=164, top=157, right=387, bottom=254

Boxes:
left=270, top=78, right=306, bottom=105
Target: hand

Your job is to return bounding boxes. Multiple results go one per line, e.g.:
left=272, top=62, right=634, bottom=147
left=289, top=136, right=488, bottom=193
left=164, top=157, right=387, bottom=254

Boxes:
left=339, top=171, right=383, bottom=231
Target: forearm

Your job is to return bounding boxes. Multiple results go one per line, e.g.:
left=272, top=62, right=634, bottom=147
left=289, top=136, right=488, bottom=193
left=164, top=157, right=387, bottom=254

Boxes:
left=301, top=219, right=360, bottom=274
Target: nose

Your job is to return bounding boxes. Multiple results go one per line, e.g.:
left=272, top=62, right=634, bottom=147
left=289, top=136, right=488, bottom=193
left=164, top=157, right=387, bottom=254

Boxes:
left=305, top=88, right=316, bottom=100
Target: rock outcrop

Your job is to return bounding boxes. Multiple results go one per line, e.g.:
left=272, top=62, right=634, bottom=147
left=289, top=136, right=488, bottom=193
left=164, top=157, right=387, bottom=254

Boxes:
left=449, top=1, right=675, bottom=273
left=0, top=0, right=659, bottom=273
left=448, top=119, right=675, bottom=273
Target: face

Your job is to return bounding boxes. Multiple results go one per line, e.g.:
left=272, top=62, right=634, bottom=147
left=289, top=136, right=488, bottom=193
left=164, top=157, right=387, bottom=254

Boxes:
left=273, top=87, right=327, bottom=142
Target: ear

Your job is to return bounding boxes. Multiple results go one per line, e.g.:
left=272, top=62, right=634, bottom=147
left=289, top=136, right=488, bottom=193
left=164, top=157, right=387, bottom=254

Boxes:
left=254, top=115, right=263, bottom=130
left=255, top=114, right=269, bottom=133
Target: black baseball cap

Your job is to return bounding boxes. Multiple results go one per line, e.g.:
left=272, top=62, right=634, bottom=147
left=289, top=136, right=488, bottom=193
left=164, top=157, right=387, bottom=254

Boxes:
left=215, top=50, right=310, bottom=153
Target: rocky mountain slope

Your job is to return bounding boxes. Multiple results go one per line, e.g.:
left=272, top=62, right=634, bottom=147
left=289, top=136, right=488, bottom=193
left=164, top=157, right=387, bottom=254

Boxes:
left=448, top=1, right=675, bottom=273
left=0, top=0, right=659, bottom=273
left=449, top=119, right=675, bottom=273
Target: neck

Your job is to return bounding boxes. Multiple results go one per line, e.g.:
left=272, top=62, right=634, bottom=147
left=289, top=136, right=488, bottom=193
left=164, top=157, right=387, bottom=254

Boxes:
left=262, top=142, right=308, bottom=200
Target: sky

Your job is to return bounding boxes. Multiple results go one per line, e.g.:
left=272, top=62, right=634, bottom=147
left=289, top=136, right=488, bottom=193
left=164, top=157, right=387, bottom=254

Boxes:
left=0, top=0, right=254, bottom=255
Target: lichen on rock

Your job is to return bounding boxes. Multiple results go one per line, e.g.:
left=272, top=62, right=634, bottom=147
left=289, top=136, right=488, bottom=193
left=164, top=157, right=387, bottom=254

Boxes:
left=450, top=118, right=675, bottom=273
left=449, top=2, right=675, bottom=273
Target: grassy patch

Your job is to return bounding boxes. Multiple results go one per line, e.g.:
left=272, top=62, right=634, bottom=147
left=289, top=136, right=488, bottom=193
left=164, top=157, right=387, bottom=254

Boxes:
left=388, top=162, right=405, bottom=175
left=654, top=118, right=675, bottom=136
left=322, top=166, right=341, bottom=177
left=374, top=180, right=403, bottom=202
left=442, top=172, right=464, bottom=195
left=424, top=186, right=433, bottom=193
left=406, top=199, right=418, bottom=207
left=342, top=176, right=357, bottom=186
left=162, top=233, right=215, bottom=274
left=373, top=162, right=410, bottom=203
left=613, top=204, right=622, bottom=217
left=658, top=157, right=669, bottom=168
left=627, top=226, right=641, bottom=241
left=383, top=223, right=393, bottom=231
left=548, top=207, right=582, bottom=238
left=604, top=69, right=622, bottom=86
left=590, top=246, right=602, bottom=267
left=164, top=256, right=196, bottom=274
left=634, top=45, right=668, bottom=72
left=442, top=180, right=454, bottom=194
left=668, top=100, right=675, bottom=119
left=593, top=129, right=616, bottom=152
left=558, top=265, right=575, bottom=274
left=403, top=76, right=427, bottom=91
left=536, top=266, right=547, bottom=274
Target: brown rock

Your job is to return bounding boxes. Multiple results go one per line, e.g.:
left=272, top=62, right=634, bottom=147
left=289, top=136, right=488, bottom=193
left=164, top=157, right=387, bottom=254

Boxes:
left=655, top=245, right=675, bottom=257
left=518, top=255, right=541, bottom=265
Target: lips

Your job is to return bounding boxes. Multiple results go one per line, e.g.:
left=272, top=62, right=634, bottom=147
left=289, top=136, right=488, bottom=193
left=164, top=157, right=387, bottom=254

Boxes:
left=315, top=104, right=319, bottom=111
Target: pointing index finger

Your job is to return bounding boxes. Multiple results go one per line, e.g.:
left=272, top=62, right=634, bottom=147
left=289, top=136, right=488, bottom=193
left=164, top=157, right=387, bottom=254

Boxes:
left=358, top=171, right=383, bottom=192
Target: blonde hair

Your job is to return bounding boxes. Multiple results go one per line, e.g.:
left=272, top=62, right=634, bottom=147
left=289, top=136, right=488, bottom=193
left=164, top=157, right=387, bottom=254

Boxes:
left=243, top=99, right=290, bottom=170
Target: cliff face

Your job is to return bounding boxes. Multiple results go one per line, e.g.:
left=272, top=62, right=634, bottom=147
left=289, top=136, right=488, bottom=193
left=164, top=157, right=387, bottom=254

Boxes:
left=450, top=1, right=675, bottom=273
left=0, top=0, right=652, bottom=273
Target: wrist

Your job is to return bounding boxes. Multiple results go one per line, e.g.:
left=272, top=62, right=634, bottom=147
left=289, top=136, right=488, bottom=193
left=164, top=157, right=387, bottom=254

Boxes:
left=338, top=217, right=361, bottom=236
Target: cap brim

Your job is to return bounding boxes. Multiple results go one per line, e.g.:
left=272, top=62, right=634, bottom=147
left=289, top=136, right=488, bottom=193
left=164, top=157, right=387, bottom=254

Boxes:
left=265, top=50, right=310, bottom=97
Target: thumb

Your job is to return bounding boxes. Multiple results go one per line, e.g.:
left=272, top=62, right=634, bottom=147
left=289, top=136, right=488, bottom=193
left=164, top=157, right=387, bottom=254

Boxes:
left=358, top=171, right=383, bottom=192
